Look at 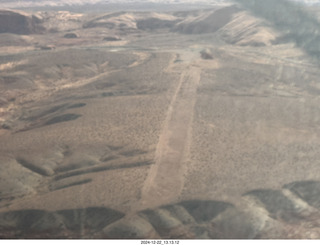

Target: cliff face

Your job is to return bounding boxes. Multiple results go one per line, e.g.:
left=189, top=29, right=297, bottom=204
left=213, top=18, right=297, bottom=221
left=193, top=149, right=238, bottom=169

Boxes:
left=0, top=10, right=44, bottom=35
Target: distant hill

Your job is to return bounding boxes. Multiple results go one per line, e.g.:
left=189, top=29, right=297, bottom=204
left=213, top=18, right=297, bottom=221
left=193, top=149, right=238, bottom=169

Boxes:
left=0, top=0, right=228, bottom=9
left=0, top=10, right=44, bottom=34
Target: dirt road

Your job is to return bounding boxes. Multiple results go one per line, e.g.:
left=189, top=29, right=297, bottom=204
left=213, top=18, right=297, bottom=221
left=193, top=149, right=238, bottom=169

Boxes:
left=139, top=62, right=201, bottom=209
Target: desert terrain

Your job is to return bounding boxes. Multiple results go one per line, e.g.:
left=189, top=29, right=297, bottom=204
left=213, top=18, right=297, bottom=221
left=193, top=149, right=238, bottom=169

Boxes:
left=1, top=0, right=320, bottom=239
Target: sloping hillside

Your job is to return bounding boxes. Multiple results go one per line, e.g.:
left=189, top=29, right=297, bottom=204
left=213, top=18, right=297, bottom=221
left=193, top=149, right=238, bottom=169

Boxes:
left=0, top=10, right=44, bottom=34
left=173, top=6, right=239, bottom=34
left=219, top=10, right=279, bottom=46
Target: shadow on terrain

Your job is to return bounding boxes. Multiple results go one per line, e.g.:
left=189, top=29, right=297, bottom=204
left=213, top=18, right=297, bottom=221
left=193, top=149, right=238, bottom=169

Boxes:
left=54, top=160, right=153, bottom=181
left=45, top=114, right=82, bottom=126
left=1, top=180, right=320, bottom=238
left=178, top=200, right=233, bottom=223
left=244, top=189, right=302, bottom=222
left=16, top=158, right=52, bottom=177
left=0, top=207, right=124, bottom=238
left=284, top=181, right=320, bottom=209
left=49, top=178, right=93, bottom=191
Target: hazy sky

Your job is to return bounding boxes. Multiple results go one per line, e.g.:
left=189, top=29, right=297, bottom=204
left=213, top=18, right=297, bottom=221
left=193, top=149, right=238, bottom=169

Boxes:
left=1, top=0, right=320, bottom=7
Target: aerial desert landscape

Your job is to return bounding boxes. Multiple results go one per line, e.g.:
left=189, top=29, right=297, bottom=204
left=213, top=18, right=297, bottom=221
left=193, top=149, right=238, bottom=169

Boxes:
left=1, top=0, right=320, bottom=239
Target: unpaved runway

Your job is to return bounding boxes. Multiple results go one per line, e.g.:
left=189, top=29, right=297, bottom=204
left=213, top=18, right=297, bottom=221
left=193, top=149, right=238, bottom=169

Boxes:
left=139, top=63, right=201, bottom=209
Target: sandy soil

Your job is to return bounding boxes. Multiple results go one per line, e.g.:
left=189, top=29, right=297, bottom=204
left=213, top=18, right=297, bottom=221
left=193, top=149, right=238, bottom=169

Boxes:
left=2, top=3, right=320, bottom=238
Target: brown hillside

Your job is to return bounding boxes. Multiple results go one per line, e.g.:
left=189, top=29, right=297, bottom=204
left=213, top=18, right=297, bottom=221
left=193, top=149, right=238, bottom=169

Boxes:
left=173, top=6, right=240, bottom=34
left=0, top=10, right=44, bottom=35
